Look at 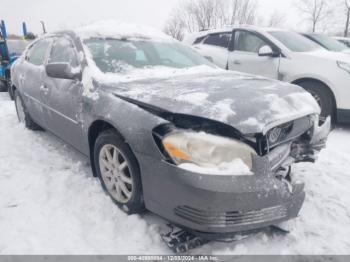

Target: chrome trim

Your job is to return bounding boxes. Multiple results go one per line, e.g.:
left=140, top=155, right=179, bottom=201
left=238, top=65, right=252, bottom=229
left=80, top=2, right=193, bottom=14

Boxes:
left=174, top=205, right=287, bottom=228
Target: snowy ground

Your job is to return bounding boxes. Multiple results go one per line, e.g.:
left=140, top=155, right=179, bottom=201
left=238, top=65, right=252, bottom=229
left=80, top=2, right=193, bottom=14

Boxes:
left=0, top=92, right=349, bottom=255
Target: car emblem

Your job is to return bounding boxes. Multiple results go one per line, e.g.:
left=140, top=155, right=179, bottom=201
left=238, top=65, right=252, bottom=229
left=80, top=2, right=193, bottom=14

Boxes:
left=268, top=127, right=282, bottom=144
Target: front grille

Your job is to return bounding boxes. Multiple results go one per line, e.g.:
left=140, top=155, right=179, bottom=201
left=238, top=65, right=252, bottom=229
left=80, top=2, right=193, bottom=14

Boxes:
left=263, top=116, right=313, bottom=153
left=174, top=205, right=288, bottom=228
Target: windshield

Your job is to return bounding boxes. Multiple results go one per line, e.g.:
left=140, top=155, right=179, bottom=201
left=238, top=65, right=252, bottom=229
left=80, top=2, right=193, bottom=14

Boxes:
left=309, top=34, right=349, bottom=52
left=84, top=38, right=214, bottom=73
left=269, top=31, right=321, bottom=52
left=7, top=40, right=30, bottom=55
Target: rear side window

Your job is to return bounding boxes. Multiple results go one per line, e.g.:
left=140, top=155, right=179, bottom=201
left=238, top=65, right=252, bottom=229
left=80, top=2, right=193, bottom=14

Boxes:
left=193, top=35, right=206, bottom=45
left=203, top=33, right=231, bottom=48
left=49, top=37, right=79, bottom=67
left=235, top=31, right=269, bottom=53
left=27, top=39, right=52, bottom=66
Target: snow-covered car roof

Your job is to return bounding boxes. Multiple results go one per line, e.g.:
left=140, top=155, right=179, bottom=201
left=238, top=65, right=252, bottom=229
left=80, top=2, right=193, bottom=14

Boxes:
left=74, top=20, right=173, bottom=41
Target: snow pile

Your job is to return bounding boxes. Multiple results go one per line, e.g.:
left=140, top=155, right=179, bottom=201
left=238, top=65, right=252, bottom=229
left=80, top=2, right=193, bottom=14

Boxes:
left=75, top=20, right=172, bottom=41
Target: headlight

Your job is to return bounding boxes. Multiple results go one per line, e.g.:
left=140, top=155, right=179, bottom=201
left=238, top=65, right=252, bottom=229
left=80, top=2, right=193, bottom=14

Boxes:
left=162, top=131, right=257, bottom=176
left=337, top=61, right=350, bottom=74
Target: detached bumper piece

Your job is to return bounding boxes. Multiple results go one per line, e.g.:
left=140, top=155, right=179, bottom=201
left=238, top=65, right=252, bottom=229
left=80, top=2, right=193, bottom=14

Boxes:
left=291, top=116, right=331, bottom=163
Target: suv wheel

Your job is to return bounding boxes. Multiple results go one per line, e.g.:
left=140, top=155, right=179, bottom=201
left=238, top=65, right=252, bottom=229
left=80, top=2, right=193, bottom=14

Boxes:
left=94, top=130, right=145, bottom=214
left=297, top=81, right=334, bottom=121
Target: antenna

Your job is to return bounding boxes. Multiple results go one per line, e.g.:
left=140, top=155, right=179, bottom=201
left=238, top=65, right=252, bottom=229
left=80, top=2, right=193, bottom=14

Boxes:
left=22, top=22, right=28, bottom=37
left=40, top=21, right=47, bottom=34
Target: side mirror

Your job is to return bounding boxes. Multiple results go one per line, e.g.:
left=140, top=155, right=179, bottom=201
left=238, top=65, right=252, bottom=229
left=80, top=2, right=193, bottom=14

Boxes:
left=258, top=45, right=278, bottom=57
left=45, top=63, right=82, bottom=81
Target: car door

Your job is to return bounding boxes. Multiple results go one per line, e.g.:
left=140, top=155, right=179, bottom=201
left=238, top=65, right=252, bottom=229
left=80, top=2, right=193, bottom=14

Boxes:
left=20, top=38, right=53, bottom=127
left=194, top=32, right=232, bottom=69
left=228, top=30, right=279, bottom=79
left=42, top=35, right=84, bottom=151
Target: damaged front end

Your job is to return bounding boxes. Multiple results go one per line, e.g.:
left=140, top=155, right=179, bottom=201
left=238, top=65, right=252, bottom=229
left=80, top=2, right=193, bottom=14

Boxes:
left=253, top=115, right=331, bottom=194
left=156, top=113, right=331, bottom=238
left=260, top=115, right=330, bottom=170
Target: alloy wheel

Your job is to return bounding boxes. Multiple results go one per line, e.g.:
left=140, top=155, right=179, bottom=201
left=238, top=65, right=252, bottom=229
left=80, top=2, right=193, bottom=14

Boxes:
left=99, top=144, right=133, bottom=203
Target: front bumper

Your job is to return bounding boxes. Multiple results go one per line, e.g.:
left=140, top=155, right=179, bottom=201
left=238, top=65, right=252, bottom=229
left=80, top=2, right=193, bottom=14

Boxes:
left=138, top=116, right=330, bottom=239
left=139, top=152, right=305, bottom=239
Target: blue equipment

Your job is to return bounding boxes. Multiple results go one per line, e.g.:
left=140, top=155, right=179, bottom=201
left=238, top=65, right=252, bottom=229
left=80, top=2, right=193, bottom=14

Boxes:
left=0, top=20, right=31, bottom=93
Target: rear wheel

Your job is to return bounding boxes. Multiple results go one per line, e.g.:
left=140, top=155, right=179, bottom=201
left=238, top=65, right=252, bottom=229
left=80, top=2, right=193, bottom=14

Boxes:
left=94, top=129, right=145, bottom=214
left=0, top=80, right=8, bottom=92
left=14, top=90, right=42, bottom=130
left=297, top=81, right=334, bottom=121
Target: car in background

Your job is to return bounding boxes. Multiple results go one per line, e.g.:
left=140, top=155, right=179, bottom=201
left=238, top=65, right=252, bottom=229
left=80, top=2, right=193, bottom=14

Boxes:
left=302, top=33, right=350, bottom=54
left=0, top=39, right=31, bottom=96
left=184, top=26, right=350, bottom=123
left=10, top=21, right=330, bottom=242
left=334, top=36, right=350, bottom=48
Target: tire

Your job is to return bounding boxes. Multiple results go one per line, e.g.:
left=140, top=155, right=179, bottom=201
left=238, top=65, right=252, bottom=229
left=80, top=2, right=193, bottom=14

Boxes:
left=14, top=90, right=42, bottom=130
left=94, top=129, right=145, bottom=214
left=8, top=85, right=14, bottom=100
left=297, top=81, right=334, bottom=121
left=0, top=80, right=8, bottom=92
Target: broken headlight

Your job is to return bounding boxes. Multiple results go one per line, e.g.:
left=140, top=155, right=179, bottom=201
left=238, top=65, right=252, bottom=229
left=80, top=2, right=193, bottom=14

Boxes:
left=162, top=131, right=257, bottom=174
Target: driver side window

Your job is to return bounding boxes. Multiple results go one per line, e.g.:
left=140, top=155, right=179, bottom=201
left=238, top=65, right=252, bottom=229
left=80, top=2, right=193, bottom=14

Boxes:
left=49, top=37, right=79, bottom=67
left=27, top=39, right=52, bottom=66
left=234, top=31, right=269, bottom=54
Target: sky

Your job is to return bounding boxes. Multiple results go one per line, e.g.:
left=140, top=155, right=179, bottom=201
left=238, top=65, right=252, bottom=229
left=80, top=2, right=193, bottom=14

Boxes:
left=0, top=0, right=305, bottom=36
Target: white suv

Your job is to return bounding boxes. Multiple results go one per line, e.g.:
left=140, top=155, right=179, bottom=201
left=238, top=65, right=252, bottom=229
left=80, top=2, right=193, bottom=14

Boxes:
left=184, top=26, right=350, bottom=123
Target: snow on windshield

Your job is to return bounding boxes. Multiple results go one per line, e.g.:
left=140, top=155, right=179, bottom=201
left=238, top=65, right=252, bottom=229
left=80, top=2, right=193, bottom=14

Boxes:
left=83, top=38, right=213, bottom=73
left=76, top=21, right=218, bottom=86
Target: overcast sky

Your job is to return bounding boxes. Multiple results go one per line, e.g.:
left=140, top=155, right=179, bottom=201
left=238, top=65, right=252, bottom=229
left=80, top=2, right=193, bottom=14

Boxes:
left=1, top=0, right=302, bottom=36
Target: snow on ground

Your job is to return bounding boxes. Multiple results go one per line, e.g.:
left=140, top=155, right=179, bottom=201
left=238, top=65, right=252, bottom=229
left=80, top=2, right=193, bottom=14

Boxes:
left=0, top=92, right=349, bottom=255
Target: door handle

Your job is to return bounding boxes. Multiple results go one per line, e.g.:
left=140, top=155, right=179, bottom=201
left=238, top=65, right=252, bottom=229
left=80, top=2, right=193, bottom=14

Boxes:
left=40, top=84, right=49, bottom=93
left=204, top=56, right=214, bottom=62
left=19, top=74, right=25, bottom=84
left=233, top=60, right=242, bottom=65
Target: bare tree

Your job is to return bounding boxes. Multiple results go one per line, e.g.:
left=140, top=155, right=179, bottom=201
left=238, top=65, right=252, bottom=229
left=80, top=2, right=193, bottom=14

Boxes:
left=266, top=11, right=285, bottom=27
left=163, top=10, right=186, bottom=40
left=225, top=0, right=259, bottom=25
left=295, top=0, right=332, bottom=32
left=163, top=0, right=259, bottom=39
left=344, top=0, right=350, bottom=36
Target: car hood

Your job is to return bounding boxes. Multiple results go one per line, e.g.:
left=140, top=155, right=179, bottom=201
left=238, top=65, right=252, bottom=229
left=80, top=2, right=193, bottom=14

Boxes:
left=305, top=49, right=350, bottom=62
left=106, top=70, right=320, bottom=134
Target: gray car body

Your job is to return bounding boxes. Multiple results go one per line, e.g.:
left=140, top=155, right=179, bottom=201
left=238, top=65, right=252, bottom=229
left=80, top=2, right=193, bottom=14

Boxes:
left=11, top=30, right=330, bottom=238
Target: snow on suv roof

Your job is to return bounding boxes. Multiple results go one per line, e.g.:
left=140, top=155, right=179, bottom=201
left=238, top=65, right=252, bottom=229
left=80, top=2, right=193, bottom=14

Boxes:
left=75, top=20, right=172, bottom=41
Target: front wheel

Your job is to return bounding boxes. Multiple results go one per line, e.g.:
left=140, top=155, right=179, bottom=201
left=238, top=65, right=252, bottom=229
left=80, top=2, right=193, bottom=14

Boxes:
left=297, top=81, right=334, bottom=121
left=94, top=130, right=145, bottom=214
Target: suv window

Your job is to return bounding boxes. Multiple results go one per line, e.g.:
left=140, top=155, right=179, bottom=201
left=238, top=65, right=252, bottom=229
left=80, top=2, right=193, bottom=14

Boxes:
left=193, top=35, right=206, bottom=45
left=235, top=31, right=269, bottom=53
left=203, top=33, right=231, bottom=48
left=27, top=39, right=52, bottom=66
left=49, top=37, right=78, bottom=66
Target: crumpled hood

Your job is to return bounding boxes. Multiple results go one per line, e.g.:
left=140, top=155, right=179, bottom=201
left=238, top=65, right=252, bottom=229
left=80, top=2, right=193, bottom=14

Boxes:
left=108, top=71, right=320, bottom=134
